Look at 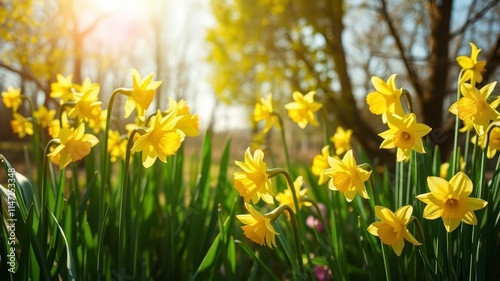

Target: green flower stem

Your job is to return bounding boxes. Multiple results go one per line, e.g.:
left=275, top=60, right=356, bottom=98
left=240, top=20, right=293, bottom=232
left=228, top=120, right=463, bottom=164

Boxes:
left=58, top=102, right=76, bottom=128
left=446, top=232, right=455, bottom=279
left=117, top=128, right=140, bottom=278
left=20, top=95, right=35, bottom=117
left=401, top=89, right=414, bottom=114
left=468, top=122, right=500, bottom=280
left=463, top=129, right=471, bottom=164
left=21, top=95, right=42, bottom=186
left=276, top=115, right=292, bottom=172
left=267, top=168, right=311, bottom=277
left=452, top=70, right=465, bottom=175
left=267, top=168, right=300, bottom=225
left=99, top=88, right=130, bottom=277
left=412, top=217, right=439, bottom=277
left=302, top=198, right=332, bottom=238
left=397, top=161, right=404, bottom=207
left=381, top=240, right=392, bottom=281
left=39, top=138, right=60, bottom=258
left=266, top=204, right=304, bottom=276
left=406, top=153, right=414, bottom=205
left=478, top=122, right=500, bottom=199
left=144, top=110, right=163, bottom=127
left=365, top=172, right=377, bottom=214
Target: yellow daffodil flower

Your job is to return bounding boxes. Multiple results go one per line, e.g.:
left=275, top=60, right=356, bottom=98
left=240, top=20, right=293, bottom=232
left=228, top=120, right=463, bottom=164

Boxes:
left=50, top=74, right=75, bottom=102
left=323, top=150, right=371, bottom=202
left=254, top=93, right=280, bottom=133
left=471, top=126, right=500, bottom=159
left=449, top=82, right=499, bottom=136
left=33, top=105, right=56, bottom=128
left=457, top=42, right=487, bottom=86
left=459, top=119, right=474, bottom=132
left=284, top=91, right=322, bottom=129
left=330, top=126, right=353, bottom=156
left=166, top=98, right=199, bottom=137
left=367, top=205, right=421, bottom=256
left=124, top=68, right=162, bottom=120
left=75, top=77, right=100, bottom=94
left=366, top=74, right=405, bottom=123
left=87, top=108, right=107, bottom=134
left=311, top=145, right=331, bottom=185
left=236, top=202, right=279, bottom=248
left=440, top=155, right=466, bottom=179
left=68, top=87, right=102, bottom=122
left=108, top=130, right=127, bottom=162
left=11, top=112, right=33, bottom=138
left=48, top=119, right=61, bottom=138
left=2, top=86, right=22, bottom=112
left=275, top=176, right=311, bottom=214
left=48, top=123, right=99, bottom=168
left=416, top=172, right=487, bottom=232
left=48, top=112, right=70, bottom=139
left=130, top=109, right=185, bottom=168
left=378, top=113, right=431, bottom=162
left=234, top=148, right=274, bottom=204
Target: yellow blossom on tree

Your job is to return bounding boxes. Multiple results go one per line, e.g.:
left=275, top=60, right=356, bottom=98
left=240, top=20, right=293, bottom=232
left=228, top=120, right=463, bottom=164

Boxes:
left=449, top=82, right=499, bottom=136
left=48, top=123, right=99, bottom=168
left=311, top=145, right=331, bottom=185
left=416, top=172, right=487, bottom=232
left=330, top=126, right=352, bottom=156
left=124, top=68, right=162, bottom=120
left=378, top=113, right=432, bottom=162
left=254, top=93, right=280, bottom=133
left=130, top=109, right=185, bottom=168
left=50, top=74, right=75, bottom=102
left=284, top=91, right=322, bottom=129
left=166, top=98, right=199, bottom=137
left=323, top=150, right=371, bottom=202
left=2, top=86, right=22, bottom=112
left=236, top=202, right=279, bottom=248
left=367, top=205, right=421, bottom=256
left=366, top=74, right=406, bottom=123
left=275, top=176, right=311, bottom=214
left=33, top=105, right=56, bottom=128
left=234, top=148, right=274, bottom=204
left=11, top=112, right=33, bottom=138
left=457, top=42, right=487, bottom=86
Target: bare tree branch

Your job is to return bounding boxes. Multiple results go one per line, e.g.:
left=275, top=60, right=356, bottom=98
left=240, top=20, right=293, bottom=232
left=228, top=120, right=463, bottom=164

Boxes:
left=482, top=33, right=500, bottom=83
left=0, top=62, right=49, bottom=94
left=450, top=0, right=499, bottom=38
left=379, top=0, right=424, bottom=100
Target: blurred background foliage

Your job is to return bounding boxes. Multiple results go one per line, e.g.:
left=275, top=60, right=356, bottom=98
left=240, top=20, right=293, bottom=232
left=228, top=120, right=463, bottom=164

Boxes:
left=206, top=0, right=500, bottom=161
left=1, top=0, right=500, bottom=163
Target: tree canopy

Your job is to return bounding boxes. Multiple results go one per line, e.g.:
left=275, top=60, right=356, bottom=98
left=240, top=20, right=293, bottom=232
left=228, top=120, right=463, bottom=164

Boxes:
left=206, top=0, right=500, bottom=161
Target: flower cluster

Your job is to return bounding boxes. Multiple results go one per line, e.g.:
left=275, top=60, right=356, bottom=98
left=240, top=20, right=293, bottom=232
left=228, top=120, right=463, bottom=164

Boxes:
left=363, top=42, right=489, bottom=257
left=2, top=68, right=199, bottom=170
left=236, top=42, right=492, bottom=262
left=236, top=90, right=325, bottom=248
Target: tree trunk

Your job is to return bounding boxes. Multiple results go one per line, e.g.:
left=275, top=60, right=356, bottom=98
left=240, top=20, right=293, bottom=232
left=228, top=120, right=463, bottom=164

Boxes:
left=425, top=0, right=453, bottom=157
left=326, top=0, right=393, bottom=162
